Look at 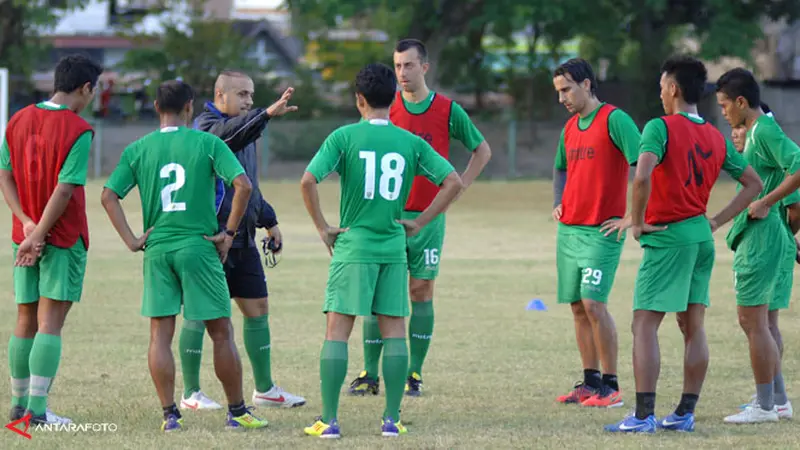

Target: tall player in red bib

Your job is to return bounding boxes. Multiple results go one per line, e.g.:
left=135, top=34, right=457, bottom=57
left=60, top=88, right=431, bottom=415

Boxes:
left=0, top=55, right=103, bottom=425
left=604, top=55, right=762, bottom=434
left=348, top=39, right=492, bottom=397
left=551, top=59, right=642, bottom=409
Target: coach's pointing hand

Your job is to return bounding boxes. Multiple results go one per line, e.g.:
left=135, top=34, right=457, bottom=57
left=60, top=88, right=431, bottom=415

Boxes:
left=266, top=87, right=298, bottom=117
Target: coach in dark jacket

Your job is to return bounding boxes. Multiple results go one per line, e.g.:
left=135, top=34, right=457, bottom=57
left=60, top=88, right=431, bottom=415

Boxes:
left=178, top=71, right=306, bottom=410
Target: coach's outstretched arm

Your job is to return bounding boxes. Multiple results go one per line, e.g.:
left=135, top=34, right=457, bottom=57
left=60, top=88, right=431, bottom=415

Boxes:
left=399, top=171, right=464, bottom=237
left=300, top=171, right=348, bottom=256
left=708, top=166, right=762, bottom=232
left=206, top=173, right=253, bottom=263
left=201, top=88, right=297, bottom=152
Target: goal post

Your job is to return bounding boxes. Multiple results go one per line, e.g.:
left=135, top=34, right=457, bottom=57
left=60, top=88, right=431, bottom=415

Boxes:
left=0, top=68, right=7, bottom=141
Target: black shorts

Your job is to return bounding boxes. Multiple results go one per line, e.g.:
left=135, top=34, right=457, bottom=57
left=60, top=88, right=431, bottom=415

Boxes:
left=223, top=246, right=268, bottom=299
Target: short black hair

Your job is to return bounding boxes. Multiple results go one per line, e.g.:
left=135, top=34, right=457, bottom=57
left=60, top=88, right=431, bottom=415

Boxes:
left=355, top=63, right=396, bottom=109
left=53, top=54, right=104, bottom=94
left=156, top=80, right=195, bottom=114
left=660, top=55, right=708, bottom=104
left=395, top=39, right=427, bottom=62
left=553, top=58, right=597, bottom=95
left=715, top=68, right=760, bottom=108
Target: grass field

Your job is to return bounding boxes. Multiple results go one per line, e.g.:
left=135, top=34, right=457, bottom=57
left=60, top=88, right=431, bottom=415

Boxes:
left=1, top=179, right=799, bottom=449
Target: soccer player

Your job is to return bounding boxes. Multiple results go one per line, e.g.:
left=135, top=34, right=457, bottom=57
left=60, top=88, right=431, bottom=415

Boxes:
left=604, top=55, right=763, bottom=433
left=0, top=54, right=103, bottom=425
left=732, top=104, right=799, bottom=419
left=715, top=68, right=800, bottom=424
left=349, top=38, right=491, bottom=397
left=550, top=58, right=641, bottom=408
left=101, top=80, right=268, bottom=432
left=180, top=71, right=305, bottom=410
left=300, top=63, right=463, bottom=438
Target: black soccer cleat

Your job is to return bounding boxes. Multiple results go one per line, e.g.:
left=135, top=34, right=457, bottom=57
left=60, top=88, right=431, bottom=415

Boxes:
left=348, top=371, right=380, bottom=396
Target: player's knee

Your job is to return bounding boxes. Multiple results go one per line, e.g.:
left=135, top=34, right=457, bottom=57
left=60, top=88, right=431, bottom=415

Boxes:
left=377, top=315, right=405, bottom=339
left=15, top=305, right=38, bottom=337
left=581, top=299, right=606, bottom=322
left=235, top=297, right=268, bottom=317
left=409, top=279, right=434, bottom=301
left=737, top=308, right=767, bottom=334
left=570, top=301, right=588, bottom=319
left=148, top=317, right=176, bottom=345
left=205, top=318, right=234, bottom=342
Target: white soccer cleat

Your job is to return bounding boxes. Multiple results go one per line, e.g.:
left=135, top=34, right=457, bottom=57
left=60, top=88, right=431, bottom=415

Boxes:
left=776, top=401, right=793, bottom=419
left=45, top=408, right=72, bottom=425
left=724, top=405, right=779, bottom=424
left=252, top=385, right=306, bottom=408
left=180, top=391, right=222, bottom=410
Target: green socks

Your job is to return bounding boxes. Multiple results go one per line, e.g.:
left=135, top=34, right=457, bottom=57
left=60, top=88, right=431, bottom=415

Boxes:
left=244, top=314, right=273, bottom=392
left=179, top=320, right=205, bottom=398
left=27, top=333, right=61, bottom=416
left=382, top=338, right=409, bottom=422
left=408, top=300, right=434, bottom=377
left=8, top=336, right=34, bottom=408
left=362, top=315, right=383, bottom=378
left=320, top=340, right=348, bottom=422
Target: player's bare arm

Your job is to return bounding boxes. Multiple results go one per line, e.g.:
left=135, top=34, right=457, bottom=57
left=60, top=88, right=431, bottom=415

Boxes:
left=552, top=168, right=566, bottom=220
left=749, top=170, right=800, bottom=219
left=460, top=140, right=491, bottom=189
left=0, top=168, right=35, bottom=236
left=628, top=152, right=668, bottom=241
left=708, top=166, right=762, bottom=231
left=398, top=171, right=463, bottom=237
left=300, top=171, right=348, bottom=255
left=100, top=188, right=153, bottom=252
left=205, top=173, right=252, bottom=263
left=15, top=182, right=80, bottom=266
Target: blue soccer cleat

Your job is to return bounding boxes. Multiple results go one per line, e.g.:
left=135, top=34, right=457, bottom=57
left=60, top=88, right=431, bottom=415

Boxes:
left=658, top=412, right=695, bottom=432
left=604, top=413, right=657, bottom=433
left=161, top=414, right=183, bottom=432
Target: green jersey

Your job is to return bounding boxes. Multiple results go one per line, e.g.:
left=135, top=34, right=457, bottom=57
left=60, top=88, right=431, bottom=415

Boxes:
left=104, top=126, right=246, bottom=256
left=305, top=119, right=455, bottom=264
left=727, top=114, right=800, bottom=250
left=638, top=113, right=748, bottom=248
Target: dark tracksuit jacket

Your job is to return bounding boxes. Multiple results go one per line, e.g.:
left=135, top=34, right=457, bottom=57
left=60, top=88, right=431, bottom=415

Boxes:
left=193, top=101, right=278, bottom=249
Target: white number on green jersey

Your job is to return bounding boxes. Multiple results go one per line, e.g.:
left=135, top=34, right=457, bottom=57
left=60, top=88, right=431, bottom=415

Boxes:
left=359, top=151, right=406, bottom=201
left=424, top=248, right=439, bottom=265
left=160, top=163, right=186, bottom=212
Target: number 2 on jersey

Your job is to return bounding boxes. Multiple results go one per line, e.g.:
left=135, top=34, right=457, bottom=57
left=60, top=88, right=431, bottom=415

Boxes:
left=160, top=163, right=186, bottom=212
left=359, top=150, right=406, bottom=201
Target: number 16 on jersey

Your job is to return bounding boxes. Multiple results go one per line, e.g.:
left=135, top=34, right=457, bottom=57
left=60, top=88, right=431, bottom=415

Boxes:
left=360, top=150, right=406, bottom=201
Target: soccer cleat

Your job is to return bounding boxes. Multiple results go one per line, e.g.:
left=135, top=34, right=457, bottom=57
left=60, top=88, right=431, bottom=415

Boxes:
left=9, top=405, right=25, bottom=421
left=776, top=401, right=793, bottom=419
left=304, top=417, right=341, bottom=439
left=404, top=372, right=422, bottom=397
left=556, top=381, right=598, bottom=405
left=724, top=405, right=779, bottom=424
left=604, top=413, right=657, bottom=433
left=161, top=414, right=184, bottom=432
left=225, top=408, right=269, bottom=431
left=45, top=408, right=73, bottom=425
left=381, top=417, right=407, bottom=437
left=658, top=412, right=695, bottom=432
left=180, top=391, right=222, bottom=410
left=348, top=371, right=380, bottom=396
left=23, top=410, right=49, bottom=426
left=253, top=385, right=306, bottom=408
left=582, top=385, right=624, bottom=408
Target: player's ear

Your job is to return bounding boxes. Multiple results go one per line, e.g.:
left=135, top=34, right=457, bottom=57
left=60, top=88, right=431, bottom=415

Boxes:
left=421, top=61, right=429, bottom=75
left=153, top=100, right=161, bottom=114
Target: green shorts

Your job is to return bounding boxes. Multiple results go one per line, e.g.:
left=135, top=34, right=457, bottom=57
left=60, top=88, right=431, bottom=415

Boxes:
left=142, top=245, right=231, bottom=321
left=403, top=211, right=445, bottom=280
left=634, top=241, right=715, bottom=312
left=12, top=240, right=87, bottom=304
left=733, top=218, right=795, bottom=308
left=324, top=262, right=409, bottom=317
left=556, top=226, right=623, bottom=304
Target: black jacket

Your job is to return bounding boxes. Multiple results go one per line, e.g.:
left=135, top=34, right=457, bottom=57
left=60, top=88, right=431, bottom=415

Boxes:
left=193, top=101, right=278, bottom=248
